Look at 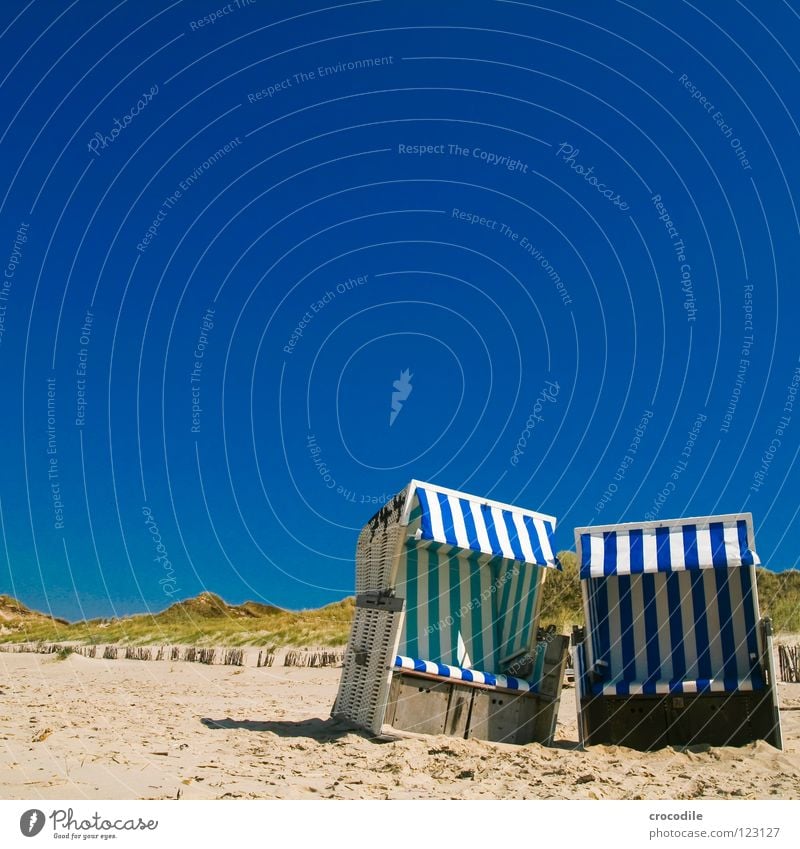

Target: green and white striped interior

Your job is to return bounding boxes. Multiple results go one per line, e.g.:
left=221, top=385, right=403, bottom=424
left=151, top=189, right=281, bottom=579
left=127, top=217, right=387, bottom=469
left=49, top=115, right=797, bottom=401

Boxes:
left=394, top=539, right=545, bottom=677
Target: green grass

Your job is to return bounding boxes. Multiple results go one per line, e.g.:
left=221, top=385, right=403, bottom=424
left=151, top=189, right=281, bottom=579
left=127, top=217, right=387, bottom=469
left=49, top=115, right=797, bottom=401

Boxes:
left=3, top=556, right=800, bottom=648
left=0, top=592, right=354, bottom=648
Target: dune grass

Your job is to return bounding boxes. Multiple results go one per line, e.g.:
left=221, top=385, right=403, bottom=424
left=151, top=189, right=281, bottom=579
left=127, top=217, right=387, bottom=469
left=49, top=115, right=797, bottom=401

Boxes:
left=3, top=555, right=800, bottom=648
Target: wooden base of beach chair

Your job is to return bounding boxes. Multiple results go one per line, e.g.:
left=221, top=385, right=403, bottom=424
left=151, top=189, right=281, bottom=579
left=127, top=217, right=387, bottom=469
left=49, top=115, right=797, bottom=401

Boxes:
left=579, top=688, right=782, bottom=750
left=383, top=661, right=566, bottom=746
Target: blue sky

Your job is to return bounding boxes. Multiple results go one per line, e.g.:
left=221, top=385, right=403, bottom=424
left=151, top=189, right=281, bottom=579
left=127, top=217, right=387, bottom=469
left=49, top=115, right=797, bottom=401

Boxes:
left=1, top=0, right=799, bottom=620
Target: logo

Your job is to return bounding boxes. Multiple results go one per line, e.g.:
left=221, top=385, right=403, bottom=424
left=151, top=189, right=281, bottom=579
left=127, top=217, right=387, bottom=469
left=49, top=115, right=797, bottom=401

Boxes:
left=19, top=810, right=45, bottom=837
left=389, top=369, right=413, bottom=425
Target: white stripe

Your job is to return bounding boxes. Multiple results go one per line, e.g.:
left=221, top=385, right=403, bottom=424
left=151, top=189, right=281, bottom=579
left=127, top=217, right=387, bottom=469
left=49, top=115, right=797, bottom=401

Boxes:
left=512, top=511, right=536, bottom=564
left=703, top=568, right=724, bottom=677
left=678, top=571, right=699, bottom=679
left=589, top=534, right=605, bottom=578
left=643, top=529, right=658, bottom=575
left=630, top=574, right=648, bottom=682
left=682, top=680, right=698, bottom=694
left=424, top=491, right=446, bottom=544
left=669, top=527, right=686, bottom=571
left=605, top=576, right=623, bottom=684
left=695, top=526, right=713, bottom=567
left=470, top=500, right=492, bottom=555
left=448, top=495, right=470, bottom=549
left=654, top=575, right=673, bottom=680
left=615, top=531, right=631, bottom=575
left=726, top=563, right=750, bottom=678
left=437, top=549, right=451, bottom=662
left=490, top=507, right=515, bottom=560
left=536, top=519, right=556, bottom=564
left=654, top=680, right=670, bottom=695
left=722, top=521, right=743, bottom=567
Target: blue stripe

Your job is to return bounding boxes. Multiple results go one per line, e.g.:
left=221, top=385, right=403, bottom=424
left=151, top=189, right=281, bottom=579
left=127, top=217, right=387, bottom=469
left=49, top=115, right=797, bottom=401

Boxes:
left=595, top=579, right=611, bottom=674
left=437, top=492, right=457, bottom=547
left=642, top=573, right=661, bottom=683
left=666, top=572, right=686, bottom=679
left=580, top=532, right=592, bottom=578
left=691, top=570, right=712, bottom=679
left=604, top=531, right=617, bottom=576
left=739, top=564, right=759, bottom=672
left=460, top=500, right=480, bottom=551
left=618, top=575, right=636, bottom=682
left=523, top=515, right=545, bottom=565
left=710, top=522, right=728, bottom=567
left=629, top=528, right=644, bottom=573
left=656, top=527, right=672, bottom=571
left=481, top=504, right=503, bottom=559
left=683, top=524, right=700, bottom=569
left=715, top=568, right=738, bottom=680
left=416, top=488, right=434, bottom=540
left=737, top=519, right=754, bottom=566
left=502, top=510, right=527, bottom=562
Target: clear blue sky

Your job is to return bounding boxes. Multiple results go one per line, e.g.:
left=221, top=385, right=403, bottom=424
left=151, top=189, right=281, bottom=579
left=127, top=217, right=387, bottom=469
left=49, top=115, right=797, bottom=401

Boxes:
left=1, top=0, right=798, bottom=620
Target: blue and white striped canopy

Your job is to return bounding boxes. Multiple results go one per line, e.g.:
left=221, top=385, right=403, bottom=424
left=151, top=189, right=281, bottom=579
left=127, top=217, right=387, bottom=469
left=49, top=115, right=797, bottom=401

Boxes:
left=577, top=516, right=759, bottom=579
left=405, top=481, right=559, bottom=569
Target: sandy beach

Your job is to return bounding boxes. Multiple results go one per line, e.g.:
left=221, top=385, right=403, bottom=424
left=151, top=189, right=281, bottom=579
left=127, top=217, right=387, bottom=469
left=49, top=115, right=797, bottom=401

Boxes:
left=1, top=651, right=799, bottom=800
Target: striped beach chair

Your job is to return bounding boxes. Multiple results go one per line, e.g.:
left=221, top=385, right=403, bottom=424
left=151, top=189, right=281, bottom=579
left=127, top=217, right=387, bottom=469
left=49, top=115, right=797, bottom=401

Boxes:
left=573, top=514, right=782, bottom=749
left=332, top=480, right=569, bottom=745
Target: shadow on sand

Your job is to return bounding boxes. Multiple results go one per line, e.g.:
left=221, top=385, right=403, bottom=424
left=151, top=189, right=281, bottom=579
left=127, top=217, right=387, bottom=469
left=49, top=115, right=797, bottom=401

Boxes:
left=200, top=716, right=361, bottom=741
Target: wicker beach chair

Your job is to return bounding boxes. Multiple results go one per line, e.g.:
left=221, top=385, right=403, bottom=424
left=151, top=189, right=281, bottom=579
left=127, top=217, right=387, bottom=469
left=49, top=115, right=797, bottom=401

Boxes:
left=573, top=513, right=782, bottom=750
left=332, top=480, right=569, bottom=745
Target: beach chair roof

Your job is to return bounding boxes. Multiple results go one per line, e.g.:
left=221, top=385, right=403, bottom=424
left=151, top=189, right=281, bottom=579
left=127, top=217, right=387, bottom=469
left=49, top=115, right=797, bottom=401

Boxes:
left=401, top=480, right=559, bottom=569
left=575, top=513, right=760, bottom=579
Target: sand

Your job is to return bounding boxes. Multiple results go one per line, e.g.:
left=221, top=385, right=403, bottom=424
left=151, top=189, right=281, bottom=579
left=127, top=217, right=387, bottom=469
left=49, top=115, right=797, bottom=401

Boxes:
left=1, top=651, right=799, bottom=800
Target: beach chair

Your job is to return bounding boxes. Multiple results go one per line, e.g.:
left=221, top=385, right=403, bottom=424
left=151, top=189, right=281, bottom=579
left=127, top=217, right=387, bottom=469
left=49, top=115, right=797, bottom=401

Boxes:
left=573, top=513, right=782, bottom=750
left=332, top=480, right=569, bottom=745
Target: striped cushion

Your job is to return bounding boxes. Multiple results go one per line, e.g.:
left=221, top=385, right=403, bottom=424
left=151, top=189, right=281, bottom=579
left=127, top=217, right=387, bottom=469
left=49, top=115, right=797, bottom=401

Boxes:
left=394, top=655, right=538, bottom=693
left=590, top=674, right=764, bottom=696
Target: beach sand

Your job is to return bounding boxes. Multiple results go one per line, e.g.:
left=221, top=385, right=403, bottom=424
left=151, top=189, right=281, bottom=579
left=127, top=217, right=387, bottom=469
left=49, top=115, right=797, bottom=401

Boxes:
left=1, top=651, right=799, bottom=800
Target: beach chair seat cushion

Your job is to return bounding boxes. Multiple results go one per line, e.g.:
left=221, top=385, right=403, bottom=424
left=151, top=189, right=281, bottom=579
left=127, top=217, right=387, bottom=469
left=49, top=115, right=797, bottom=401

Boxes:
left=590, top=672, right=764, bottom=697
left=394, top=655, right=538, bottom=693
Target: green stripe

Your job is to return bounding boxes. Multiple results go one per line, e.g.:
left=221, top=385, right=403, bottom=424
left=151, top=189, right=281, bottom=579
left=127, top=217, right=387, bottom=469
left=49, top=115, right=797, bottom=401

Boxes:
left=404, top=544, right=418, bottom=658
left=427, top=546, right=441, bottom=661
left=505, top=566, right=524, bottom=658
left=469, top=552, right=486, bottom=669
left=497, top=559, right=514, bottom=660
left=448, top=552, right=463, bottom=665
left=520, top=570, right=541, bottom=658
